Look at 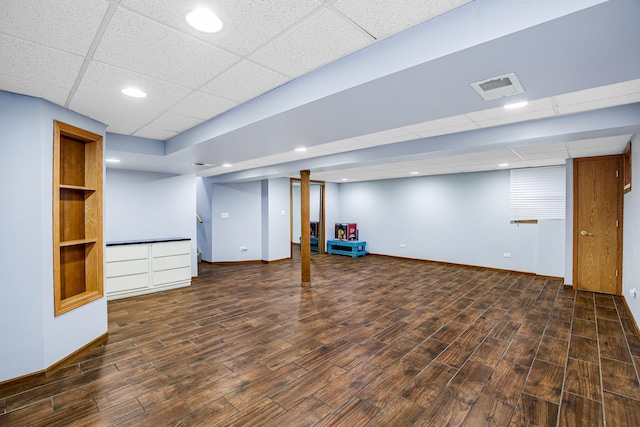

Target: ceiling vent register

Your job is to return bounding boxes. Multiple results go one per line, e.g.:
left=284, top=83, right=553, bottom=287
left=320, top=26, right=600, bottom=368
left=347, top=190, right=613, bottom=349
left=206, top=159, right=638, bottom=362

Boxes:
left=471, top=72, right=525, bottom=101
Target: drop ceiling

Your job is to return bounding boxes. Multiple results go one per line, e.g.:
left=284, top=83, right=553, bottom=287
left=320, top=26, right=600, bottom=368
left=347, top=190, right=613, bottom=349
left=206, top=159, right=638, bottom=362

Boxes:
left=1, top=0, right=639, bottom=183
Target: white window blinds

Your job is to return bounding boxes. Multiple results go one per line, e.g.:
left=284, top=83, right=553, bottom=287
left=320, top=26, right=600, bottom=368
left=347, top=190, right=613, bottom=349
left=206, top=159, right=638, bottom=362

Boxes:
left=509, top=166, right=566, bottom=220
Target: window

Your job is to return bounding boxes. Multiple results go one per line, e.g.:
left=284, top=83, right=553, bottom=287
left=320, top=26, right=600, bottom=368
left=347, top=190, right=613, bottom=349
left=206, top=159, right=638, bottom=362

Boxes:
left=509, top=166, right=566, bottom=221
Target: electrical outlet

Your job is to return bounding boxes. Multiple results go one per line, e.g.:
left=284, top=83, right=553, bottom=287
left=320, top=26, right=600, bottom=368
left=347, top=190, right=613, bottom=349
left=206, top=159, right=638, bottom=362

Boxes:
left=400, top=243, right=406, bottom=248
left=504, top=252, right=512, bottom=258
left=630, top=288, right=637, bottom=298
left=240, top=246, right=248, bottom=252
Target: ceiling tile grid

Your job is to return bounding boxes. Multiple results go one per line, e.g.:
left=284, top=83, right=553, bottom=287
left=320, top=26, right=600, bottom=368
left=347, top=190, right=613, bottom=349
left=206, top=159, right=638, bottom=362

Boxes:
left=0, top=0, right=108, bottom=55
left=169, top=91, right=239, bottom=121
left=249, top=7, right=373, bottom=78
left=202, top=60, right=289, bottom=103
left=332, top=0, right=472, bottom=39
left=92, top=8, right=239, bottom=89
left=0, top=33, right=84, bottom=88
left=75, top=61, right=193, bottom=111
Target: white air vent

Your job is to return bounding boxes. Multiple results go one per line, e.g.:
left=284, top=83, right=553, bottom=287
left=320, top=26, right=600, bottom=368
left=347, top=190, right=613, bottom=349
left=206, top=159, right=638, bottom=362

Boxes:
left=471, top=72, right=525, bottom=101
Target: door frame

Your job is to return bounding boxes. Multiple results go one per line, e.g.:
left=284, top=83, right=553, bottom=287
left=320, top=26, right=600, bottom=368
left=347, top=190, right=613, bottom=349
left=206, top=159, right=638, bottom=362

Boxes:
left=572, top=155, right=623, bottom=295
left=290, top=178, right=326, bottom=255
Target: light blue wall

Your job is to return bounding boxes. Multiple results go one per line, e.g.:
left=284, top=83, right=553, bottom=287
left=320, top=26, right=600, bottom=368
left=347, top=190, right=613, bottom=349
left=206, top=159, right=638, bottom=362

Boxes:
left=196, top=177, right=213, bottom=262
left=339, top=170, right=565, bottom=275
left=264, top=178, right=291, bottom=261
left=623, top=134, right=640, bottom=323
left=211, top=181, right=263, bottom=261
left=0, top=91, right=108, bottom=382
left=105, top=169, right=198, bottom=276
left=325, top=182, right=341, bottom=243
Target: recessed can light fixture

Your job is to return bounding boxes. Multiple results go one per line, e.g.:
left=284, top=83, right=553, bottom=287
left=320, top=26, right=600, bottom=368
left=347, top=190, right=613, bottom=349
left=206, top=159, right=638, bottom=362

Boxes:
left=121, top=87, right=147, bottom=98
left=105, top=158, right=121, bottom=163
left=186, top=8, right=223, bottom=33
left=341, top=178, right=349, bottom=181
left=222, top=163, right=232, bottom=168
left=410, top=171, right=419, bottom=175
left=504, top=101, right=528, bottom=110
left=294, top=147, right=307, bottom=152
left=498, top=163, right=510, bottom=167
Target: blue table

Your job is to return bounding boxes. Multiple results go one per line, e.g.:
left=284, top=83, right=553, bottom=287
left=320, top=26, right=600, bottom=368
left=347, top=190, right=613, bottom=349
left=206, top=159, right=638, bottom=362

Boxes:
left=327, top=240, right=367, bottom=258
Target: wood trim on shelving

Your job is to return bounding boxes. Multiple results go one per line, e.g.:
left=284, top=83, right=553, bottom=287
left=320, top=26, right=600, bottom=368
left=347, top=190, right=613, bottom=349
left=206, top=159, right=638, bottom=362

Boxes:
left=53, top=120, right=104, bottom=316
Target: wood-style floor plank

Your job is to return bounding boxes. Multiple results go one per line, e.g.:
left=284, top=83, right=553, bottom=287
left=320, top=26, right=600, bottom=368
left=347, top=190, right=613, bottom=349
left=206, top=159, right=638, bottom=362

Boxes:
left=2, top=253, right=640, bottom=425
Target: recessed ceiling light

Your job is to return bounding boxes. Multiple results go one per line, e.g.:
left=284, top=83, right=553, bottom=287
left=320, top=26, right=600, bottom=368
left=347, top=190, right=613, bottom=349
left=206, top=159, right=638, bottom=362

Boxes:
left=294, top=147, right=307, bottom=152
left=410, top=171, right=419, bottom=175
left=504, top=101, right=528, bottom=110
left=498, top=163, right=510, bottom=167
left=186, top=8, right=223, bottom=33
left=341, top=178, right=349, bottom=181
left=121, top=87, right=147, bottom=98
left=222, top=163, right=232, bottom=168
left=105, top=158, right=121, bottom=163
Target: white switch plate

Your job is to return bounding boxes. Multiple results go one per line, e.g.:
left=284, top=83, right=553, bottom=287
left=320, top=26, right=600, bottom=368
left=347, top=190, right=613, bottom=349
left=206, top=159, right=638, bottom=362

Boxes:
left=281, top=210, right=285, bottom=216
left=221, top=212, right=229, bottom=219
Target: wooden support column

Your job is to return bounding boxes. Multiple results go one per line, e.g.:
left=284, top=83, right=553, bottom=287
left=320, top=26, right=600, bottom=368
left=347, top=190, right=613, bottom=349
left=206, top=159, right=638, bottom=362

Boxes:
left=300, top=170, right=311, bottom=287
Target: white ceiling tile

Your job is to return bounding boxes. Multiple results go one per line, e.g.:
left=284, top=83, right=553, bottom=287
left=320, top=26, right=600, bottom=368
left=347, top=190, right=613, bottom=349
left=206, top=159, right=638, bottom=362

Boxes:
left=0, top=0, right=108, bottom=55
left=403, top=115, right=478, bottom=138
left=202, top=61, right=289, bottom=103
left=554, top=79, right=640, bottom=110
left=250, top=8, right=372, bottom=78
left=568, top=135, right=631, bottom=151
left=94, top=8, right=239, bottom=89
left=133, top=127, right=178, bottom=141
left=333, top=0, right=471, bottom=39
left=170, top=91, right=238, bottom=120
left=145, top=112, right=203, bottom=134
left=525, top=159, right=567, bottom=167
left=0, top=33, right=83, bottom=88
left=465, top=150, right=523, bottom=163
left=69, top=92, right=162, bottom=134
left=316, top=138, right=374, bottom=153
left=556, top=92, right=640, bottom=115
left=518, top=151, right=568, bottom=161
left=0, top=75, right=69, bottom=105
left=76, top=61, right=193, bottom=110
left=121, top=0, right=320, bottom=56
left=512, top=142, right=568, bottom=155
left=466, top=98, right=556, bottom=128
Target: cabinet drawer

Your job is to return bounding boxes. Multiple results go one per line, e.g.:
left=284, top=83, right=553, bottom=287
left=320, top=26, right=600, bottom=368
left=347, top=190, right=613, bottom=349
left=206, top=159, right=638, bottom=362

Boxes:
left=106, top=259, right=149, bottom=278
left=152, top=254, right=190, bottom=272
left=153, top=267, right=191, bottom=287
left=152, top=241, right=190, bottom=258
left=106, top=244, right=149, bottom=262
left=107, top=273, right=149, bottom=293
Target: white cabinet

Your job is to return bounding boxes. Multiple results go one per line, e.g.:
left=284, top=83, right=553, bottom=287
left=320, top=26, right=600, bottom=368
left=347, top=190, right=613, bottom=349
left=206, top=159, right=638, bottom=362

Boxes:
left=106, top=239, right=191, bottom=300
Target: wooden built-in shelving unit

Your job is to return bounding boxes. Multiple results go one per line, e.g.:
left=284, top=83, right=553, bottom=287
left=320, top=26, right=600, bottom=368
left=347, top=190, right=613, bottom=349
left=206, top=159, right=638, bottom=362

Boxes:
left=53, top=121, right=103, bottom=316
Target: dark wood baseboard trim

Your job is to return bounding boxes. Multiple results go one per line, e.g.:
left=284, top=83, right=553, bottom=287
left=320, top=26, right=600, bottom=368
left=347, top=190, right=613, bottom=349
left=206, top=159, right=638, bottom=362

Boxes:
left=208, top=260, right=263, bottom=265
left=0, top=332, right=108, bottom=387
left=46, top=332, right=109, bottom=377
left=366, top=253, right=564, bottom=280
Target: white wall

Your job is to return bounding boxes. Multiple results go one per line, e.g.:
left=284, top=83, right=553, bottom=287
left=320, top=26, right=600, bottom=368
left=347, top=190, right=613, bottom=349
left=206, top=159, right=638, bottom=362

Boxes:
left=105, top=169, right=198, bottom=276
left=325, top=182, right=341, bottom=244
left=623, top=134, right=640, bottom=325
left=211, top=181, right=263, bottom=261
left=0, top=91, right=108, bottom=382
left=339, top=170, right=565, bottom=275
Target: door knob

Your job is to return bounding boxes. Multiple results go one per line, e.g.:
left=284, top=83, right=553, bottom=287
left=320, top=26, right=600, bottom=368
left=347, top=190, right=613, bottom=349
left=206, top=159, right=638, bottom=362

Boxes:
left=580, top=230, right=593, bottom=236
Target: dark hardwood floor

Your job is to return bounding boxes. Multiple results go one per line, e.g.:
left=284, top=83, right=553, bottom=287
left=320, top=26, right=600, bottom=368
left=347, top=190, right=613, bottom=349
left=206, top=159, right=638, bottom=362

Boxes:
left=2, top=251, right=640, bottom=426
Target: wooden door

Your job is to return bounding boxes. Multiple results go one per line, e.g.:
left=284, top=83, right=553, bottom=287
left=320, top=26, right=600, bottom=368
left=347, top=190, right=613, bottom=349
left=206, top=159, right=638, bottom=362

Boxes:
left=573, top=155, right=623, bottom=294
